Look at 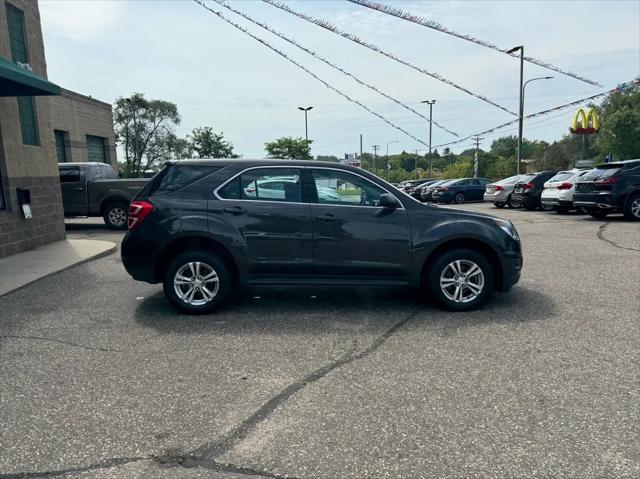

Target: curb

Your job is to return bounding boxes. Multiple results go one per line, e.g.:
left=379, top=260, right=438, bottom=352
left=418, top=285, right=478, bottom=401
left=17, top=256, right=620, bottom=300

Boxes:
left=0, top=242, right=117, bottom=298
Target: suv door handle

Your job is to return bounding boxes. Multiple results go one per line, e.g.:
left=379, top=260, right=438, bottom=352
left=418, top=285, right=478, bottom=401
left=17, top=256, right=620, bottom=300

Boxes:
left=316, top=213, right=336, bottom=222
left=75, top=187, right=84, bottom=191
left=224, top=206, right=246, bottom=215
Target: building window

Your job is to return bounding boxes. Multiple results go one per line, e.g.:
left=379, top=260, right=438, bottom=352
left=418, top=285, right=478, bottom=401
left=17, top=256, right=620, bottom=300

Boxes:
left=54, top=130, right=69, bottom=162
left=17, top=96, right=39, bottom=145
left=86, top=135, right=107, bottom=163
left=6, top=2, right=29, bottom=63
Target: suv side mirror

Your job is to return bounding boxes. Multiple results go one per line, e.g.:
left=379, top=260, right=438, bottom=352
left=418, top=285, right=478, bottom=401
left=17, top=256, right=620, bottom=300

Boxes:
left=379, top=193, right=400, bottom=209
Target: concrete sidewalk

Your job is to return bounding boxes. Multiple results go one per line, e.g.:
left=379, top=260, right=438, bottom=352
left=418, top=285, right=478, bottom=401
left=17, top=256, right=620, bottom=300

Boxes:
left=0, top=239, right=116, bottom=296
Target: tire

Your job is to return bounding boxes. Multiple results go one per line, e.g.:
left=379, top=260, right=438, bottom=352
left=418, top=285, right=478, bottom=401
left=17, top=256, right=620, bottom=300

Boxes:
left=586, top=208, right=609, bottom=219
left=103, top=201, right=129, bottom=230
left=556, top=206, right=570, bottom=214
left=506, top=195, right=514, bottom=208
left=427, top=248, right=494, bottom=312
left=454, top=193, right=465, bottom=204
left=541, top=204, right=555, bottom=212
left=623, top=193, right=640, bottom=221
left=494, top=203, right=505, bottom=209
left=163, top=250, right=232, bottom=314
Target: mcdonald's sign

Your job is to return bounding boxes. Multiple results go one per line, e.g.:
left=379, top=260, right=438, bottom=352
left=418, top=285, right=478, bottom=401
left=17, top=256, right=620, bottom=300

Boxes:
left=570, top=107, right=599, bottom=134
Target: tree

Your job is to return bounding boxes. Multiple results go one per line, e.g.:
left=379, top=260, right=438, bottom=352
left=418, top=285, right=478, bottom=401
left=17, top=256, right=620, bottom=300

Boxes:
left=594, top=83, right=640, bottom=160
left=114, top=93, right=181, bottom=177
left=265, top=137, right=312, bottom=159
left=189, top=126, right=237, bottom=158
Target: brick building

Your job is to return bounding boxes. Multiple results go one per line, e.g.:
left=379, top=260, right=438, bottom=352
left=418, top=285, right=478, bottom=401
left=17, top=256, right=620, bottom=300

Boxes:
left=0, top=0, right=117, bottom=258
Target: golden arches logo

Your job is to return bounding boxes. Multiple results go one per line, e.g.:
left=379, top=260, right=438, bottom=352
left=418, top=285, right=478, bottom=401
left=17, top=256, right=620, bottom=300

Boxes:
left=570, top=108, right=599, bottom=134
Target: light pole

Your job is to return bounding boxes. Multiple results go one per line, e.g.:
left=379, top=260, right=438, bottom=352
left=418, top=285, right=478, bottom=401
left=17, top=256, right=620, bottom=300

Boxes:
left=298, top=106, right=313, bottom=141
left=421, top=100, right=436, bottom=178
left=386, top=140, right=398, bottom=170
left=506, top=46, right=524, bottom=174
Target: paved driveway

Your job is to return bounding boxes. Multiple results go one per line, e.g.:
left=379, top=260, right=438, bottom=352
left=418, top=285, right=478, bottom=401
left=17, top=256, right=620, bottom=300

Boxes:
left=1, top=205, right=638, bottom=478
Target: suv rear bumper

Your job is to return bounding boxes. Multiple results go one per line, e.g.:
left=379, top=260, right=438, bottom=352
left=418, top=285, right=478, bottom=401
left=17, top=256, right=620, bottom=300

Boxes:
left=121, top=231, right=159, bottom=283
left=574, top=192, right=623, bottom=211
left=541, top=198, right=573, bottom=208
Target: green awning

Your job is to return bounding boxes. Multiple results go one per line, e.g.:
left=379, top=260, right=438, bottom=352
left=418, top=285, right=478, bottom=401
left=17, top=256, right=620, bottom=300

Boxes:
left=0, top=57, right=61, bottom=97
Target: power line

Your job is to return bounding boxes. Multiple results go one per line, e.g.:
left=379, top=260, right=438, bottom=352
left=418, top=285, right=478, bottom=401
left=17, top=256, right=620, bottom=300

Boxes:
left=261, top=0, right=517, bottom=117
left=210, top=0, right=458, bottom=137
left=434, top=78, right=639, bottom=149
left=193, top=0, right=429, bottom=148
left=346, top=0, right=601, bottom=87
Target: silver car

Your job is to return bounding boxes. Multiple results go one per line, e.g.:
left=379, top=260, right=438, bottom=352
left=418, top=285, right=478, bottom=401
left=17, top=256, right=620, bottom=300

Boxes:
left=484, top=174, right=532, bottom=208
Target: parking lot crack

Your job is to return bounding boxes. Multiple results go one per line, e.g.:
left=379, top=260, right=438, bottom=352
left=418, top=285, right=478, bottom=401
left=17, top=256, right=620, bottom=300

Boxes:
left=0, top=456, right=147, bottom=478
left=189, top=307, right=423, bottom=465
left=0, top=335, right=125, bottom=353
left=597, top=222, right=640, bottom=252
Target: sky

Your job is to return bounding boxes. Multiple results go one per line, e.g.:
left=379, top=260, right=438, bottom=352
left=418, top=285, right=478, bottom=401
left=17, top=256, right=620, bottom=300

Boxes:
left=39, top=0, right=640, bottom=158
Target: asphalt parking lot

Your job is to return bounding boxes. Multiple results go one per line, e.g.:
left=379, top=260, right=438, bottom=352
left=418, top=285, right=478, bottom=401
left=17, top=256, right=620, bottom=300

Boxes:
left=1, top=203, right=638, bottom=479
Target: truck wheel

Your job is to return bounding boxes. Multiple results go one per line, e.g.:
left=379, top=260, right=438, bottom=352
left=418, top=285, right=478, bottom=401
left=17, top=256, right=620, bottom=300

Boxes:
left=163, top=250, right=232, bottom=314
left=623, top=193, right=640, bottom=221
left=103, top=201, right=129, bottom=230
left=427, top=248, right=494, bottom=312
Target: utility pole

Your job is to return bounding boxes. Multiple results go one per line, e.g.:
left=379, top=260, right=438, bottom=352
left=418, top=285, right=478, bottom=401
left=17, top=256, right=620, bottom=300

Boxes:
left=506, top=46, right=524, bottom=175
left=472, top=135, right=484, bottom=178
left=421, top=100, right=436, bottom=178
left=359, top=134, right=363, bottom=161
left=372, top=145, right=380, bottom=171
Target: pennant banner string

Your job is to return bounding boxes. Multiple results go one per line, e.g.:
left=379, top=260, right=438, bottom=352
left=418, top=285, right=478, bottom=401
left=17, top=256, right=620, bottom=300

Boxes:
left=433, top=78, right=639, bottom=149
left=346, top=0, right=601, bottom=87
left=194, top=0, right=430, bottom=148
left=261, top=0, right=517, bottom=117
left=210, top=0, right=458, bottom=137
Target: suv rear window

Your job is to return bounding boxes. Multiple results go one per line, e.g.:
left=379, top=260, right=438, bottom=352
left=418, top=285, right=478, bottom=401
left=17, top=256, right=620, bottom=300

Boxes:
left=581, top=166, right=621, bottom=181
left=549, top=172, right=575, bottom=182
left=138, top=165, right=219, bottom=196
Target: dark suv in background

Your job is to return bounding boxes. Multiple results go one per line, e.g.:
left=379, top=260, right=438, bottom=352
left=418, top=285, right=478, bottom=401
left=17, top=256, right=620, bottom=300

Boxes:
left=574, top=159, right=640, bottom=220
left=121, top=160, right=523, bottom=314
left=511, top=171, right=557, bottom=210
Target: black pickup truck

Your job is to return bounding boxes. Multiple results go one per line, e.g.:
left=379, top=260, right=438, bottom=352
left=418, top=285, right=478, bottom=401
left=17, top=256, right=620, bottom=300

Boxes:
left=58, top=162, right=148, bottom=229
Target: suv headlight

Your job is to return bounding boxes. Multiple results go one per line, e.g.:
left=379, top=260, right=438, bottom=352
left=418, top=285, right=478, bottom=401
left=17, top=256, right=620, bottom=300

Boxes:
left=494, top=219, right=519, bottom=241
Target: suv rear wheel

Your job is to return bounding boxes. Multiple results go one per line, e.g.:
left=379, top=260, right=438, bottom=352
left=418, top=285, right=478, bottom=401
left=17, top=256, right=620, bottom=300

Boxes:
left=623, top=193, right=640, bottom=221
left=427, top=248, right=494, bottom=311
left=163, top=250, right=231, bottom=314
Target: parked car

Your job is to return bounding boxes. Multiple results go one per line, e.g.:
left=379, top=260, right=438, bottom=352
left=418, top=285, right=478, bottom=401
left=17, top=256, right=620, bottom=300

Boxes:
left=511, top=171, right=558, bottom=210
left=421, top=179, right=451, bottom=202
left=121, top=160, right=523, bottom=314
left=59, top=162, right=148, bottom=229
left=432, top=178, right=491, bottom=204
left=401, top=178, right=431, bottom=193
left=409, top=180, right=438, bottom=201
left=540, top=169, right=590, bottom=213
left=574, top=159, right=640, bottom=220
left=484, top=174, right=527, bottom=208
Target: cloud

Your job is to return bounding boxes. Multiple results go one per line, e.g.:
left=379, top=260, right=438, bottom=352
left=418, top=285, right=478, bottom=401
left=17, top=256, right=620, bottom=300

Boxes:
left=39, top=0, right=125, bottom=41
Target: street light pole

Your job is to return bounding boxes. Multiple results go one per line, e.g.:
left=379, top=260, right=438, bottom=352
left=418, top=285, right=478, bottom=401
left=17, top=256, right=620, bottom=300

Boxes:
left=421, top=100, right=436, bottom=178
left=506, top=46, right=524, bottom=175
left=386, top=140, right=398, bottom=170
left=298, top=106, right=313, bottom=141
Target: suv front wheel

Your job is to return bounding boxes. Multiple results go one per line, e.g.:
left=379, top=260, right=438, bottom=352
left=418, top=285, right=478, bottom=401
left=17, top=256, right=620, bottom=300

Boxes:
left=428, top=248, right=494, bottom=311
left=163, top=250, right=231, bottom=314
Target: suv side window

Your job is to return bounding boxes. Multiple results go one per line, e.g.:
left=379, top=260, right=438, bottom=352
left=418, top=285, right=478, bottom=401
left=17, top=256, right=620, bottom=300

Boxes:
left=218, top=168, right=302, bottom=203
left=310, top=169, right=386, bottom=207
left=59, top=167, right=80, bottom=183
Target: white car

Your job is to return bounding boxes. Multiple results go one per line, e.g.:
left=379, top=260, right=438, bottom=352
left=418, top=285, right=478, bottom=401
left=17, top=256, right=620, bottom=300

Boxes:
left=541, top=169, right=591, bottom=212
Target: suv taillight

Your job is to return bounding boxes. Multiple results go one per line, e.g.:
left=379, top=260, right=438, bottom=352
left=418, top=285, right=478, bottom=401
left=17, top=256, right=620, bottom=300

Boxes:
left=594, top=176, right=620, bottom=185
left=524, top=183, right=534, bottom=190
left=128, top=200, right=153, bottom=230
left=557, top=182, right=573, bottom=190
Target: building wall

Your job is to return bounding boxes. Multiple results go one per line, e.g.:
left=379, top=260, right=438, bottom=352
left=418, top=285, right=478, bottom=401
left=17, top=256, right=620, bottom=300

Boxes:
left=48, top=89, right=117, bottom=168
left=0, top=0, right=65, bottom=258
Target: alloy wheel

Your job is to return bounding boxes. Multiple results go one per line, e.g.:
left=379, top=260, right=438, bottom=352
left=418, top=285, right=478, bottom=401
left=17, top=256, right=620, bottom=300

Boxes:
left=439, top=259, right=485, bottom=304
left=108, top=207, right=127, bottom=227
left=173, top=261, right=219, bottom=306
left=631, top=198, right=640, bottom=218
